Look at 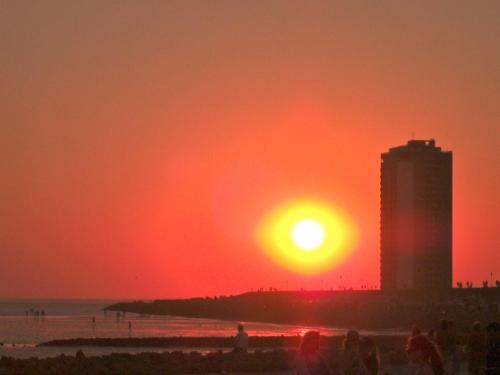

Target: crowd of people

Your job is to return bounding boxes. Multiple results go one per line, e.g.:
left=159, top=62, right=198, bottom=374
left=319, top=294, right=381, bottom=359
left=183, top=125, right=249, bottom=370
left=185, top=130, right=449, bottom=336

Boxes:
left=290, top=320, right=500, bottom=375
left=294, top=329, right=380, bottom=375
left=232, top=319, right=500, bottom=375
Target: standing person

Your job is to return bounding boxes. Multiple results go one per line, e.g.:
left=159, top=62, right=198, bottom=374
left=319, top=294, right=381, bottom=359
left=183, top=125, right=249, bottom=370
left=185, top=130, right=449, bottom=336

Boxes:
left=448, top=321, right=461, bottom=375
left=437, top=319, right=459, bottom=374
left=295, top=331, right=331, bottom=375
left=234, top=324, right=249, bottom=353
left=407, top=334, right=444, bottom=375
left=485, top=322, right=500, bottom=375
left=467, top=322, right=487, bottom=375
left=340, top=330, right=368, bottom=375
left=360, top=337, right=379, bottom=375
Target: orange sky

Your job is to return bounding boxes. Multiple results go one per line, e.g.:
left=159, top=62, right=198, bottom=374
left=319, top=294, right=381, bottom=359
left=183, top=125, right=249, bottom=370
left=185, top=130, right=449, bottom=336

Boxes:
left=1, top=1, right=499, bottom=298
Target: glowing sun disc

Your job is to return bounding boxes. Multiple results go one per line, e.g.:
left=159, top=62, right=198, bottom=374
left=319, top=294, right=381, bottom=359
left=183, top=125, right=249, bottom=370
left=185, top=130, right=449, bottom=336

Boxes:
left=291, top=219, right=325, bottom=251
left=256, top=198, right=358, bottom=275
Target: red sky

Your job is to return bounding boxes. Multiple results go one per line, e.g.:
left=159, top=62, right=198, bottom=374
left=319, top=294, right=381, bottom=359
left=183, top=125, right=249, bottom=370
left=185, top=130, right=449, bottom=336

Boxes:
left=1, top=1, right=499, bottom=298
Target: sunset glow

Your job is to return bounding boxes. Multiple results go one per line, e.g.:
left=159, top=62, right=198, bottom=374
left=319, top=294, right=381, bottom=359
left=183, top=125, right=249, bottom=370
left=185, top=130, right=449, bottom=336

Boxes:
left=1, top=1, right=499, bottom=298
left=257, top=199, right=358, bottom=274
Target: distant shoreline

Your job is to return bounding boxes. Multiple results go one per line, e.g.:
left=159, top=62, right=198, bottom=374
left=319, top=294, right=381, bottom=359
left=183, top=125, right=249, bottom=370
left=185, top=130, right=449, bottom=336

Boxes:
left=104, top=289, right=500, bottom=330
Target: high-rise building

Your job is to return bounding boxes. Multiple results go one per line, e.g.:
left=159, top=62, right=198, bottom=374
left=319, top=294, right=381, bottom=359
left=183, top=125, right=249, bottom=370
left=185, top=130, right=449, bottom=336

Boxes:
left=380, top=139, right=452, bottom=291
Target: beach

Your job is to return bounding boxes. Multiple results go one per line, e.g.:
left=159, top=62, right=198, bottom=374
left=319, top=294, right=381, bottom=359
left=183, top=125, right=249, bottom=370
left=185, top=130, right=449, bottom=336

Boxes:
left=0, top=300, right=493, bottom=374
left=0, top=299, right=404, bottom=359
left=0, top=344, right=470, bottom=375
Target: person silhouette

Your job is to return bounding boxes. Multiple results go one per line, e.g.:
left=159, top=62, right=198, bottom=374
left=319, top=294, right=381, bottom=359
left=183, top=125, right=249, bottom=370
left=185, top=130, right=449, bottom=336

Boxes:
left=485, top=322, right=500, bottom=374
left=467, top=321, right=487, bottom=375
left=437, top=320, right=460, bottom=375
left=407, top=334, right=444, bottom=375
left=360, top=337, right=379, bottom=375
left=233, top=324, right=248, bottom=353
left=340, top=330, right=367, bottom=375
left=295, top=331, right=331, bottom=375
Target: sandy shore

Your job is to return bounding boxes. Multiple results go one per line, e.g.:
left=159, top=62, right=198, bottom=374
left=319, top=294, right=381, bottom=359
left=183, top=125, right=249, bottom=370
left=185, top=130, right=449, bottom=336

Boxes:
left=2, top=335, right=480, bottom=374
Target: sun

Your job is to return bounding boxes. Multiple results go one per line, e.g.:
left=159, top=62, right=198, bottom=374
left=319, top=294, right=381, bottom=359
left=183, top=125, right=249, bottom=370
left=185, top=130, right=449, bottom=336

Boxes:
left=256, top=198, right=358, bottom=274
left=291, top=219, right=325, bottom=251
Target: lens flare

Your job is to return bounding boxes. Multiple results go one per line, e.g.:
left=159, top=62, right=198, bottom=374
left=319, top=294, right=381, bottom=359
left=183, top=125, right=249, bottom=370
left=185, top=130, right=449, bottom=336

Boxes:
left=256, top=198, right=358, bottom=274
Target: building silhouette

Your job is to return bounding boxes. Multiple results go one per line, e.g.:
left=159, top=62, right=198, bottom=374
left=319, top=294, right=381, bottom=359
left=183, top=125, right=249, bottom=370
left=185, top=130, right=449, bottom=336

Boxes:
left=380, top=139, right=452, bottom=291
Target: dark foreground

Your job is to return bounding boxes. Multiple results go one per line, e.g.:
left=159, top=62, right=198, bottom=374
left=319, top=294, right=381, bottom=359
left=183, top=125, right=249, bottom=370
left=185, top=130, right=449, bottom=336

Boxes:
left=0, top=350, right=295, bottom=375
left=3, top=335, right=410, bottom=375
left=1, top=334, right=486, bottom=375
left=0, top=349, right=477, bottom=375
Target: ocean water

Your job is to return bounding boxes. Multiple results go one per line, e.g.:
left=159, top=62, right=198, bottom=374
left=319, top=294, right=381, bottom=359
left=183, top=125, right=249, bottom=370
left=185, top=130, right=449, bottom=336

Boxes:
left=0, top=300, right=403, bottom=358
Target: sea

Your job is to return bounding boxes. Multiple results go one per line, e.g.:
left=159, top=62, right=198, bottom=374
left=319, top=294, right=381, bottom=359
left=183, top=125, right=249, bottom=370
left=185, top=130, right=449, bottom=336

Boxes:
left=0, top=300, right=403, bottom=359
